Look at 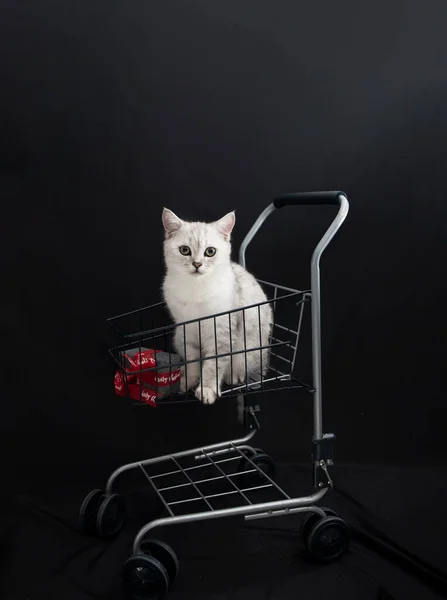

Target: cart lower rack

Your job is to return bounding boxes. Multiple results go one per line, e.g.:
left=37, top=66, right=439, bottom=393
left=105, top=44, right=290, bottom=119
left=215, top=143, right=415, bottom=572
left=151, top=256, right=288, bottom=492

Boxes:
left=78, top=191, right=350, bottom=599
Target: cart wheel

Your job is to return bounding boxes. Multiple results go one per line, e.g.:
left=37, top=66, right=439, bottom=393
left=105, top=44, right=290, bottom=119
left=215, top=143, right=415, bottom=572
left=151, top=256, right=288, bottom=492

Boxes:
left=141, top=539, right=179, bottom=584
left=251, top=451, right=277, bottom=480
left=96, top=493, right=126, bottom=539
left=79, top=489, right=104, bottom=536
left=237, top=446, right=262, bottom=464
left=122, top=554, right=170, bottom=600
left=300, top=507, right=338, bottom=548
left=239, top=450, right=276, bottom=484
left=305, top=515, right=350, bottom=562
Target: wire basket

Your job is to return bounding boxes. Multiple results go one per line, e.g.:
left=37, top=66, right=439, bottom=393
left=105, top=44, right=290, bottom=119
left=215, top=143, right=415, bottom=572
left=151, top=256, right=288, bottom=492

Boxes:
left=108, top=279, right=313, bottom=406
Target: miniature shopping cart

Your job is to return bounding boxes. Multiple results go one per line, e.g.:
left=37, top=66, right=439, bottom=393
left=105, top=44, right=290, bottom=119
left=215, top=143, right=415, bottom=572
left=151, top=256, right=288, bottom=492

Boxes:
left=79, top=191, right=350, bottom=599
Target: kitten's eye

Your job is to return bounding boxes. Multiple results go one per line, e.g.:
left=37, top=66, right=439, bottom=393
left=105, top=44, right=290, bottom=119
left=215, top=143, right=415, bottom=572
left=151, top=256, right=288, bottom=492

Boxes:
left=179, top=246, right=191, bottom=256
left=204, top=247, right=216, bottom=257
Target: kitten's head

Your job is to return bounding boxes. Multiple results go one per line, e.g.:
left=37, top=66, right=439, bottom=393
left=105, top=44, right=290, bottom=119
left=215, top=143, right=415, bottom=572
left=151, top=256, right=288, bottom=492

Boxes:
left=162, top=208, right=235, bottom=277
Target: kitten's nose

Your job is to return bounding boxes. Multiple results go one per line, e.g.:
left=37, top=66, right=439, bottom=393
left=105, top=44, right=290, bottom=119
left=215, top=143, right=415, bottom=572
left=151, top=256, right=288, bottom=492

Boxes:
left=193, top=262, right=202, bottom=269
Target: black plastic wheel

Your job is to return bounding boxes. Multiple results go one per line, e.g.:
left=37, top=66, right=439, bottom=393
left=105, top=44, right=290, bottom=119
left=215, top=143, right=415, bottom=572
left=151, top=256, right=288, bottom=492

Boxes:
left=96, top=493, right=126, bottom=539
left=141, top=539, right=179, bottom=584
left=251, top=452, right=277, bottom=480
left=237, top=447, right=262, bottom=463
left=122, top=554, right=169, bottom=600
left=79, top=489, right=104, bottom=536
left=306, top=516, right=350, bottom=562
left=300, top=507, right=338, bottom=548
left=239, top=450, right=277, bottom=485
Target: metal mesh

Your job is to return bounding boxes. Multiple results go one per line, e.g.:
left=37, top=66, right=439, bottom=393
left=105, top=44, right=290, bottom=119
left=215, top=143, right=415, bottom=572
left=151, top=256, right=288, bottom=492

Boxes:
left=137, top=443, right=290, bottom=518
left=108, top=280, right=312, bottom=406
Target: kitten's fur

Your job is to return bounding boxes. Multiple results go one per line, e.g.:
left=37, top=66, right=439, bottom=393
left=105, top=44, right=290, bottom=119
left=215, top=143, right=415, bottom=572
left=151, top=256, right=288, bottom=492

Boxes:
left=162, top=208, right=273, bottom=405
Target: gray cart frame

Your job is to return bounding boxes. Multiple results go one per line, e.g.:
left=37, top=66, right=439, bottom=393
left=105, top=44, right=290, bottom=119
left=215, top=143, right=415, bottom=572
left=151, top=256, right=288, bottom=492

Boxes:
left=104, top=191, right=349, bottom=556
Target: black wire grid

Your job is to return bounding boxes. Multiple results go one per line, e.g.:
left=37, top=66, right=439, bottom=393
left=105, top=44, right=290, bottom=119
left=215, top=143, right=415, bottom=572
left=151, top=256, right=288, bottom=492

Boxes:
left=108, top=280, right=313, bottom=407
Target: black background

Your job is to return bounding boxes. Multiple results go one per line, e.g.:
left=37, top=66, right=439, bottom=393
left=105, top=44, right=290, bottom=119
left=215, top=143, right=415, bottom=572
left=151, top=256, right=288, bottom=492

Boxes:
left=1, top=1, right=447, bottom=599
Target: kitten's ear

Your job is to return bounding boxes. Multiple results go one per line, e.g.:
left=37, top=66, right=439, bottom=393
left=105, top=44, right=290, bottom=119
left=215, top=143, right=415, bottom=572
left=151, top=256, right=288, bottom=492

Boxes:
left=162, top=208, right=183, bottom=238
left=214, top=211, right=235, bottom=241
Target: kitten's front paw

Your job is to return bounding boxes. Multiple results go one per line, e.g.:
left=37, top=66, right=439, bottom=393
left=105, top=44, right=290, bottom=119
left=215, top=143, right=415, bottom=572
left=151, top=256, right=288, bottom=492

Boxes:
left=195, top=385, right=218, bottom=405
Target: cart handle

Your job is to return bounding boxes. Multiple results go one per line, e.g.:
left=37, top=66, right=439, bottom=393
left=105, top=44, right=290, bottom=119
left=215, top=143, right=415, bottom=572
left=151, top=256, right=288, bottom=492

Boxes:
left=238, top=191, right=349, bottom=441
left=239, top=191, right=349, bottom=267
left=273, top=191, right=344, bottom=208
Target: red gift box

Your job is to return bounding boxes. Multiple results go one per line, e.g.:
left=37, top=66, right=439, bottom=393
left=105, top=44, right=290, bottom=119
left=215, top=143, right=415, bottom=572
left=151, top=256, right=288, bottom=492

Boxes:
left=120, top=348, right=158, bottom=382
left=114, top=348, right=181, bottom=407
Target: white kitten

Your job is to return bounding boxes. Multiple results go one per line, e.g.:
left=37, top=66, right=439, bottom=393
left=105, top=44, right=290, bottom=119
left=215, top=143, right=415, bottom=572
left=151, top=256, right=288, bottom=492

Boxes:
left=162, top=208, right=272, bottom=405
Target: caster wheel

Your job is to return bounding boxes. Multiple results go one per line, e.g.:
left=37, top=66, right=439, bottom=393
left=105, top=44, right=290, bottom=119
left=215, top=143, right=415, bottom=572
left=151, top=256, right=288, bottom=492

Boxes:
left=305, top=516, right=350, bottom=562
left=79, top=489, right=104, bottom=535
left=96, top=493, right=126, bottom=539
left=300, top=507, right=338, bottom=548
left=239, top=450, right=277, bottom=483
left=122, top=554, right=169, bottom=600
left=141, top=539, right=179, bottom=584
left=251, top=452, right=277, bottom=480
left=237, top=447, right=261, bottom=460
